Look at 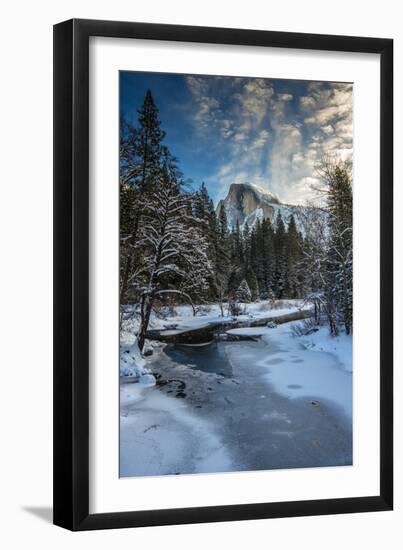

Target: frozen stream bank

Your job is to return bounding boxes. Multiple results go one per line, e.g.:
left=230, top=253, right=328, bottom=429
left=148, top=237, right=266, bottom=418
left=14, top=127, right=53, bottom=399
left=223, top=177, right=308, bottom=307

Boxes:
left=120, top=322, right=352, bottom=477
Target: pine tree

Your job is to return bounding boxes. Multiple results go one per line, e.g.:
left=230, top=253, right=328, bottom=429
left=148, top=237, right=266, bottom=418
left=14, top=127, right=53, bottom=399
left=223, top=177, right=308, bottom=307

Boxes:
left=190, top=182, right=219, bottom=301
left=231, top=220, right=243, bottom=267
left=245, top=268, right=259, bottom=301
left=119, top=117, right=139, bottom=305
left=218, top=206, right=228, bottom=239
left=285, top=214, right=302, bottom=298
left=242, top=222, right=251, bottom=265
left=227, top=219, right=244, bottom=295
left=298, top=206, right=328, bottom=323
left=242, top=221, right=259, bottom=301
left=212, top=206, right=231, bottom=314
left=261, top=218, right=275, bottom=298
left=194, top=182, right=210, bottom=221
left=136, top=158, right=211, bottom=350
left=273, top=212, right=287, bottom=298
left=236, top=279, right=252, bottom=303
left=136, top=90, right=166, bottom=188
left=324, top=163, right=353, bottom=334
left=249, top=222, right=258, bottom=287
left=120, top=90, right=166, bottom=306
left=311, top=158, right=353, bottom=335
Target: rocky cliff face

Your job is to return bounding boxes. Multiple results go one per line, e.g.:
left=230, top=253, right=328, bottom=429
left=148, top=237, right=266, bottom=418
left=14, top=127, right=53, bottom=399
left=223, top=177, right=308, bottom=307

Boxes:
left=216, top=182, right=311, bottom=232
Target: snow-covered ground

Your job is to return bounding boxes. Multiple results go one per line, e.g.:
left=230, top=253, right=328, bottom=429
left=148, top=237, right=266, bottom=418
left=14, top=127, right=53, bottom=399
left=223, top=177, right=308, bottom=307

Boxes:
left=120, top=342, right=156, bottom=385
left=120, top=303, right=352, bottom=477
left=120, top=299, right=308, bottom=384
left=121, top=299, right=307, bottom=341
left=227, top=322, right=352, bottom=420
left=120, top=381, right=232, bottom=477
left=300, top=327, right=352, bottom=373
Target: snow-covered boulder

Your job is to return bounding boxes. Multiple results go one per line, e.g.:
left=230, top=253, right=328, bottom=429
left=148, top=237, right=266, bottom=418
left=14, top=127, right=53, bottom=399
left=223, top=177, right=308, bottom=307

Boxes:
left=266, top=321, right=277, bottom=328
left=120, top=341, right=156, bottom=386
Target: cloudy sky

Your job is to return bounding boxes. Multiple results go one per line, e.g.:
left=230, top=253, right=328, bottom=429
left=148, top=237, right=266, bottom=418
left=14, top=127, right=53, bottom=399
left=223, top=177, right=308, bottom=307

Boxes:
left=120, top=72, right=353, bottom=206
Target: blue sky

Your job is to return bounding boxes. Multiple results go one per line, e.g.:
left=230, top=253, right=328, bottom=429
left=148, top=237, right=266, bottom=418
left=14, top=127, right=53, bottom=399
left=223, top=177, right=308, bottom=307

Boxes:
left=120, top=71, right=352, bottom=206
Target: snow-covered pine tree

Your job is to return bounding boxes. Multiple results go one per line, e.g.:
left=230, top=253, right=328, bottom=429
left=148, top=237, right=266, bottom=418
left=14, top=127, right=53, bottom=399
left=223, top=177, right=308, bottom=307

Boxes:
left=226, top=219, right=245, bottom=297
left=120, top=90, right=166, bottom=307
left=193, top=182, right=211, bottom=222
left=245, top=268, right=259, bottom=301
left=298, top=205, right=329, bottom=324
left=136, top=157, right=212, bottom=350
left=218, top=206, right=228, bottom=239
left=249, top=218, right=260, bottom=289
left=242, top=222, right=251, bottom=264
left=236, top=279, right=252, bottom=303
left=285, top=214, right=303, bottom=298
left=120, top=116, right=140, bottom=308
left=231, top=220, right=244, bottom=268
left=212, top=205, right=231, bottom=315
left=273, top=211, right=288, bottom=298
left=239, top=221, right=259, bottom=302
left=191, top=182, right=219, bottom=302
left=261, top=218, right=275, bottom=298
left=322, top=161, right=353, bottom=334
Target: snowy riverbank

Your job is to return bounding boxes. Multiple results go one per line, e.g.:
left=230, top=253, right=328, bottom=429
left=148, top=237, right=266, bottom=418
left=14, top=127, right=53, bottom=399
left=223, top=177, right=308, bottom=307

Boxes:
left=120, top=307, right=352, bottom=477
left=120, top=299, right=307, bottom=382
left=120, top=299, right=307, bottom=341
left=227, top=322, right=352, bottom=420
left=120, top=380, right=232, bottom=477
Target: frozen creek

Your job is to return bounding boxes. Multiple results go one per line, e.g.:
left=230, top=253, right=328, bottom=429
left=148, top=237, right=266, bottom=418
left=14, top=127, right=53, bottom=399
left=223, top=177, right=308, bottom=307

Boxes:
left=120, top=323, right=352, bottom=477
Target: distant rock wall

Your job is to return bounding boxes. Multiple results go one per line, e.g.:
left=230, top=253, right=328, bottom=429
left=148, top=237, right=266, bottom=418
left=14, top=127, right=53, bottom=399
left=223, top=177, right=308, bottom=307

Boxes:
left=216, top=182, right=318, bottom=233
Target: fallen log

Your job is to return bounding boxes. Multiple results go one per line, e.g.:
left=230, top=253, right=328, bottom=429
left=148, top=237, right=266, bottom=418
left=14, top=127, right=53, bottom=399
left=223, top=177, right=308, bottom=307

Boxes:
left=146, top=308, right=313, bottom=345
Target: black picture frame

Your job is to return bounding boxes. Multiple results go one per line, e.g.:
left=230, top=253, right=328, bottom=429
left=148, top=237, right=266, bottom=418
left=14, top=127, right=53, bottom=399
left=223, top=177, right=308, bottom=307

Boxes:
left=53, top=18, right=393, bottom=531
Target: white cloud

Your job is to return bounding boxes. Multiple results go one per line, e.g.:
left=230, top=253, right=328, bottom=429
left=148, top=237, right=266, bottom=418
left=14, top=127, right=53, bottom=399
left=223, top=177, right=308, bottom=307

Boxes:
left=186, top=76, right=353, bottom=205
left=322, top=124, right=334, bottom=135
left=237, top=79, right=275, bottom=125
left=300, top=96, right=316, bottom=110
left=185, top=76, right=223, bottom=130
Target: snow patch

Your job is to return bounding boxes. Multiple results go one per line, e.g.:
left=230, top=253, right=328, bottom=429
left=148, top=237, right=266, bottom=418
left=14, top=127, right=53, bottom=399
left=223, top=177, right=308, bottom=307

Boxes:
left=256, top=323, right=352, bottom=419
left=300, top=327, right=352, bottom=373
left=121, top=299, right=306, bottom=337
left=120, top=383, right=232, bottom=477
left=248, top=182, right=280, bottom=202
left=120, top=341, right=156, bottom=386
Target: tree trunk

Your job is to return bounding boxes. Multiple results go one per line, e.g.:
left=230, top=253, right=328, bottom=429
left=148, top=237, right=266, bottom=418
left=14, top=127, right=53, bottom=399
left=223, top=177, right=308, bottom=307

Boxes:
left=328, top=310, right=339, bottom=336
left=219, top=299, right=224, bottom=317
left=137, top=293, right=154, bottom=351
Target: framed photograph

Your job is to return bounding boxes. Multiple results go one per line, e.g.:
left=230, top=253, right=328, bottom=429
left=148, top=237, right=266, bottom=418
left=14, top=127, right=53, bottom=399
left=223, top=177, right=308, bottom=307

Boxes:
left=53, top=19, right=393, bottom=530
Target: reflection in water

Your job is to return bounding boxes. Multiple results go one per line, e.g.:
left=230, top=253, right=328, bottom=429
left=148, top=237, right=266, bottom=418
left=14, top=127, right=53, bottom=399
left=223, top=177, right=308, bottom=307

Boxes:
left=164, top=341, right=233, bottom=378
